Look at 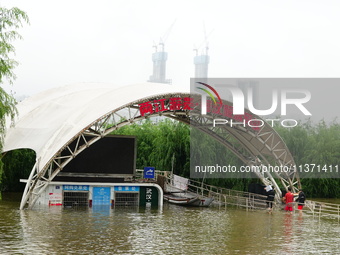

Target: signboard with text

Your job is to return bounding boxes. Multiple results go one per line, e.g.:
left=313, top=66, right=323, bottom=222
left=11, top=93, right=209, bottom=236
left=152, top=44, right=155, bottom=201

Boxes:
left=114, top=186, right=140, bottom=192
left=143, top=167, right=155, bottom=179
left=63, top=185, right=89, bottom=191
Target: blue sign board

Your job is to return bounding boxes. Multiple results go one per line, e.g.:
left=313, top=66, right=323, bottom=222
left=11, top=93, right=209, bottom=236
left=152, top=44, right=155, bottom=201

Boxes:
left=93, top=187, right=111, bottom=206
left=63, top=185, right=89, bottom=191
left=143, top=167, right=155, bottom=179
left=114, top=186, right=140, bottom=192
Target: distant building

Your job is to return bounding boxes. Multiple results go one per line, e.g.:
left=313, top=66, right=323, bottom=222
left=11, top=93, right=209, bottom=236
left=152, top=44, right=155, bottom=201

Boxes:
left=194, top=47, right=209, bottom=78
left=148, top=44, right=172, bottom=84
left=194, top=54, right=210, bottom=78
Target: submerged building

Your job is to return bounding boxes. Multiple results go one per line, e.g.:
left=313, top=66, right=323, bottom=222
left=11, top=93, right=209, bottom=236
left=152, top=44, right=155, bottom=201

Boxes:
left=2, top=82, right=191, bottom=210
left=32, top=135, right=162, bottom=208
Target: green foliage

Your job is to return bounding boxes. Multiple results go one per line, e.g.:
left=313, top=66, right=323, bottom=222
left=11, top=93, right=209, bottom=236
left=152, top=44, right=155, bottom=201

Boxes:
left=0, top=6, right=29, bottom=151
left=0, top=6, right=29, bottom=197
left=0, top=6, right=29, bottom=84
left=276, top=120, right=340, bottom=198
left=114, top=119, right=340, bottom=197
left=2, top=117, right=340, bottom=197
left=113, top=119, right=190, bottom=176
left=190, top=127, right=255, bottom=191
left=300, top=178, right=340, bottom=198
left=1, top=149, right=35, bottom=192
left=0, top=86, right=16, bottom=149
left=113, top=119, right=255, bottom=192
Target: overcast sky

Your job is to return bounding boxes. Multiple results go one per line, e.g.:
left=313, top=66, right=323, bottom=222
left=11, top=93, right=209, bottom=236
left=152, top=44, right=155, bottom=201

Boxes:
left=2, top=0, right=340, bottom=107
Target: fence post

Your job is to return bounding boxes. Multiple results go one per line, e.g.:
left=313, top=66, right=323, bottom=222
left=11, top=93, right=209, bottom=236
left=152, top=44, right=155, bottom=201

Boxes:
left=319, top=204, right=322, bottom=221
left=253, top=195, right=256, bottom=211
left=219, top=193, right=221, bottom=210
left=224, top=195, right=227, bottom=210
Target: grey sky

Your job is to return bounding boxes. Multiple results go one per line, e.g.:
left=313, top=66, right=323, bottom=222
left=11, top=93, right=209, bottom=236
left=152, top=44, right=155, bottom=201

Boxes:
left=2, top=0, right=340, bottom=105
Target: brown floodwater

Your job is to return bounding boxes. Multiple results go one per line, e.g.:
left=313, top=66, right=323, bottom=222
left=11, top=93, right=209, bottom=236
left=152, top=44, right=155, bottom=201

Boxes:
left=1, top=193, right=339, bottom=254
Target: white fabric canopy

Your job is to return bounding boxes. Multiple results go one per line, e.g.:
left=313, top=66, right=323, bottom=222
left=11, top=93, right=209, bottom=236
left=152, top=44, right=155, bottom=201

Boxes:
left=3, top=82, right=190, bottom=171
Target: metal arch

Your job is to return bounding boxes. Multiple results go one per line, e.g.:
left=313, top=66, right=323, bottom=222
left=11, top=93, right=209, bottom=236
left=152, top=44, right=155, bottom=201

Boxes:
left=20, top=93, right=300, bottom=209
left=188, top=96, right=300, bottom=197
left=189, top=111, right=299, bottom=198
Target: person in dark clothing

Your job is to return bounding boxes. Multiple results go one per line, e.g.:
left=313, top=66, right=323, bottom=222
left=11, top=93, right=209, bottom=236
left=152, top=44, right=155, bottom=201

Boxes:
left=295, top=188, right=306, bottom=216
left=264, top=185, right=275, bottom=213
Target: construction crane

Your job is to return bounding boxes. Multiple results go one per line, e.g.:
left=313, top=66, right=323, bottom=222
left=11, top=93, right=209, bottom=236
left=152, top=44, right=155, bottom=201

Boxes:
left=193, top=22, right=213, bottom=78
left=193, top=22, right=213, bottom=56
left=154, top=19, right=176, bottom=52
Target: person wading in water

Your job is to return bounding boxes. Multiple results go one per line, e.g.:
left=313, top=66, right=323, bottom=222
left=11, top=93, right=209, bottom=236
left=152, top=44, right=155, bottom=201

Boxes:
left=295, top=188, right=306, bottom=216
left=283, top=187, right=294, bottom=214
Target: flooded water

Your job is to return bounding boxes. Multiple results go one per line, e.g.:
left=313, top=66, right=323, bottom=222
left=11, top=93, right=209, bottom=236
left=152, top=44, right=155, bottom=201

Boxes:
left=1, top=193, right=340, bottom=255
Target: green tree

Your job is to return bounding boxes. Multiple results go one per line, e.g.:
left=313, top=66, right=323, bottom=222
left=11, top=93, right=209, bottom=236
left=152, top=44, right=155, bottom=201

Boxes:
left=1, top=149, right=35, bottom=192
left=113, top=119, right=255, bottom=192
left=0, top=7, right=29, bottom=84
left=113, top=119, right=191, bottom=175
left=0, top=7, right=29, bottom=198
left=276, top=120, right=340, bottom=198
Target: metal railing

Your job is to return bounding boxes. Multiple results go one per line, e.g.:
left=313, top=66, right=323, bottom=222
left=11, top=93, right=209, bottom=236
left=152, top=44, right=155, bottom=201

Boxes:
left=135, top=169, right=170, bottom=179
left=303, top=200, right=340, bottom=222
left=135, top=169, right=269, bottom=210
left=187, top=178, right=268, bottom=211
left=135, top=169, right=340, bottom=220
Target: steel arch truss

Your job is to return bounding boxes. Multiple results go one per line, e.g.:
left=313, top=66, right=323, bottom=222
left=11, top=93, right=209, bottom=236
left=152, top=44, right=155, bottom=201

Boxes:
left=190, top=115, right=300, bottom=198
left=21, top=93, right=300, bottom=209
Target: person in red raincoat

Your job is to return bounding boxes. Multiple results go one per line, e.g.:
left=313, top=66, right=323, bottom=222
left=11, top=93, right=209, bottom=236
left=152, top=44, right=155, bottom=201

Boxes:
left=283, top=187, right=294, bottom=214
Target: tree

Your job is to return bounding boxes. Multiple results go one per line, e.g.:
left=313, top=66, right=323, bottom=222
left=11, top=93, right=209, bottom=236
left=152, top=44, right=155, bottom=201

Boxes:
left=0, top=7, right=29, bottom=198
left=1, top=149, right=35, bottom=192
left=0, top=7, right=29, bottom=83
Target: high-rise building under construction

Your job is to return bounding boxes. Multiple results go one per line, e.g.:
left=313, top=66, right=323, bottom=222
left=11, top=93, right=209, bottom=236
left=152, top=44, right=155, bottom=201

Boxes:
left=148, top=43, right=172, bottom=84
